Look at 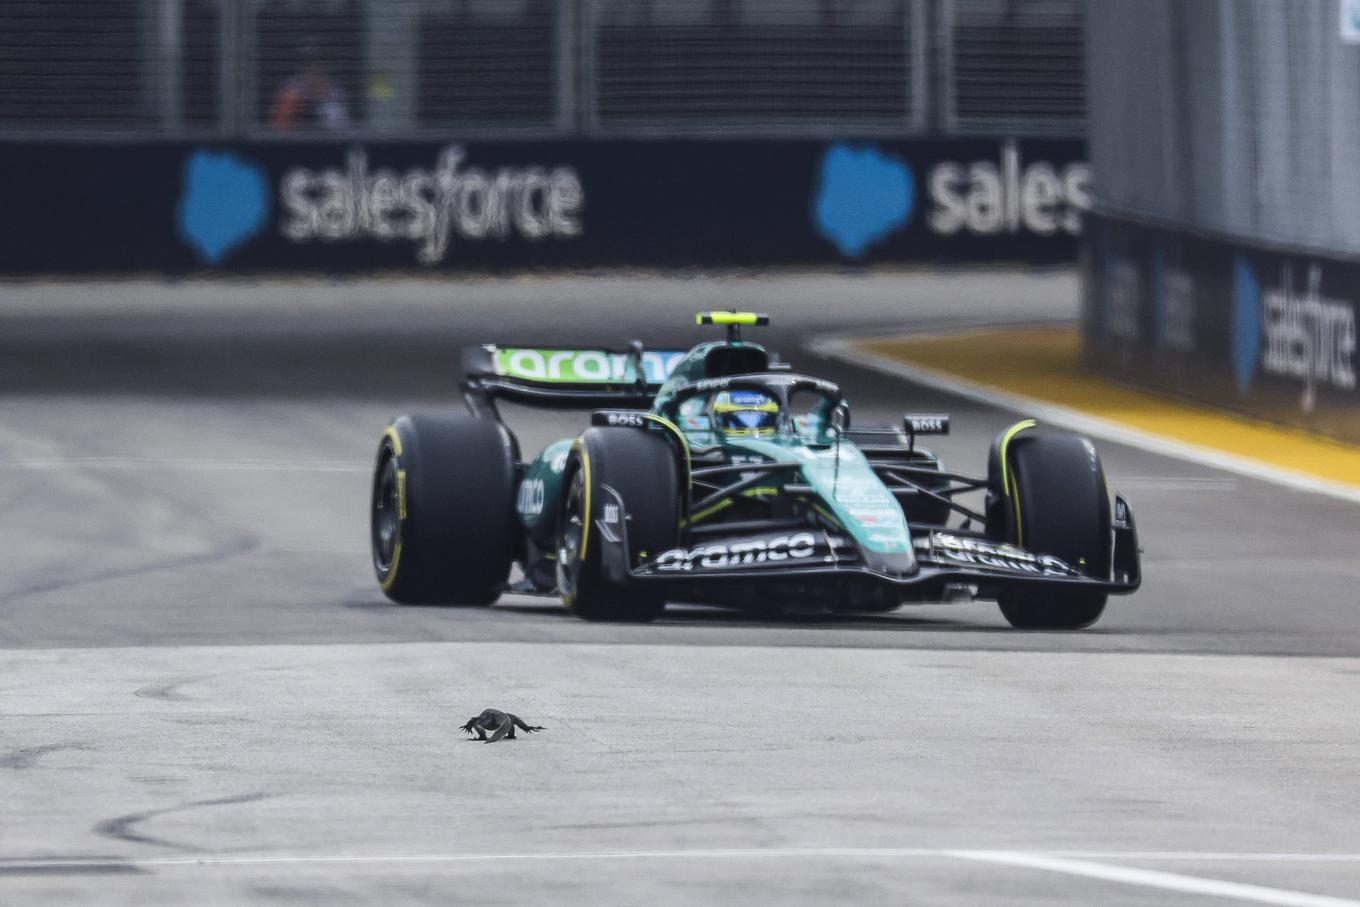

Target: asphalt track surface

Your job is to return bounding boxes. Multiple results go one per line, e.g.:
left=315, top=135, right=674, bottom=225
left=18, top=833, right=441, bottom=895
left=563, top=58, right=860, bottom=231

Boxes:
left=3, top=271, right=1359, bottom=906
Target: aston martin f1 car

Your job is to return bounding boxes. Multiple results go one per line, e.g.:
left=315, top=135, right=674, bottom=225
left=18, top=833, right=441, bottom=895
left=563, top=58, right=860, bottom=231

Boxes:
left=370, top=312, right=1140, bottom=629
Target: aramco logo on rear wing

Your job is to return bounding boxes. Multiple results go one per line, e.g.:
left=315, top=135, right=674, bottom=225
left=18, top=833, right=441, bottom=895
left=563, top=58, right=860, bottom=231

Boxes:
left=494, top=348, right=685, bottom=385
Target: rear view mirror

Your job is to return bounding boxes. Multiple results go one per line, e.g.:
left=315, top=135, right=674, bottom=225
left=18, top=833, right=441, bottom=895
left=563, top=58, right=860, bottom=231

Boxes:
left=831, top=401, right=852, bottom=432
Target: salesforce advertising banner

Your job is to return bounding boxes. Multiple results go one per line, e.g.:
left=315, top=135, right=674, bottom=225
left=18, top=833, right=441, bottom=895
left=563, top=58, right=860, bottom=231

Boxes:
left=1082, top=213, right=1360, bottom=444
left=0, top=138, right=1087, bottom=274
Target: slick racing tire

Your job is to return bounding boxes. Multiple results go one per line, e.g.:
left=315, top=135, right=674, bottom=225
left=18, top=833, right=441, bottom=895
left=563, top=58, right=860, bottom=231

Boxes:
left=557, top=427, right=681, bottom=622
left=371, top=414, right=517, bottom=605
left=988, top=425, right=1111, bottom=630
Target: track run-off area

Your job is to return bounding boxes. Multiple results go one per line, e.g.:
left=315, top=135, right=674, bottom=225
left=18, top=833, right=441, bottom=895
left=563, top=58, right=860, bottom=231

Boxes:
left=3, top=271, right=1359, bottom=906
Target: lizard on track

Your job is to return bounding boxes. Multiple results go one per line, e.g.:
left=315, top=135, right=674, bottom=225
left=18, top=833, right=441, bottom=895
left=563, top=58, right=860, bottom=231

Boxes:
left=459, top=709, right=545, bottom=743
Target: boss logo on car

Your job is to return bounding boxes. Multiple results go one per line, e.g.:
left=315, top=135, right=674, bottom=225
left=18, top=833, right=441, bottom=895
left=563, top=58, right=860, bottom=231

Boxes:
left=655, top=532, right=818, bottom=571
left=592, top=410, right=647, bottom=428
left=905, top=414, right=950, bottom=434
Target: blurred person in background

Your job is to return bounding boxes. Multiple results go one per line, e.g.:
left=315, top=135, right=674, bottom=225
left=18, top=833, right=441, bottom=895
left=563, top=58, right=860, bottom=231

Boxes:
left=270, top=41, right=350, bottom=131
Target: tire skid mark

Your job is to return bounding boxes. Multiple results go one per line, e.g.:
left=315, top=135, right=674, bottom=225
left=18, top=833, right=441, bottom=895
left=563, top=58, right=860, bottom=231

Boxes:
left=0, top=421, right=262, bottom=604
left=0, top=861, right=144, bottom=876
left=0, top=741, right=91, bottom=770
left=0, top=532, right=259, bottom=605
left=94, top=792, right=270, bottom=852
left=0, top=854, right=146, bottom=877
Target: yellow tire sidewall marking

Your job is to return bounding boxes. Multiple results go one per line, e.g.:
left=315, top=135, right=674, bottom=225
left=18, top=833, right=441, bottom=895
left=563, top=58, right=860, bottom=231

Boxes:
left=998, top=419, right=1036, bottom=546
left=378, top=425, right=406, bottom=591
left=383, top=425, right=403, bottom=457
left=574, top=439, right=592, bottom=562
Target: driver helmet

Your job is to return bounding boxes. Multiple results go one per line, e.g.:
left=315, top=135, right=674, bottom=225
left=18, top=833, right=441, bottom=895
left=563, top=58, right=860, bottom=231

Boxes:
left=712, top=389, right=779, bottom=436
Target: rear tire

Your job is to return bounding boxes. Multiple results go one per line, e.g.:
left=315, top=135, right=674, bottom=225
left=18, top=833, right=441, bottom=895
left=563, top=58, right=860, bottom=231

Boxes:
left=989, top=427, right=1111, bottom=630
left=557, top=427, right=680, bottom=622
left=371, top=414, right=517, bottom=605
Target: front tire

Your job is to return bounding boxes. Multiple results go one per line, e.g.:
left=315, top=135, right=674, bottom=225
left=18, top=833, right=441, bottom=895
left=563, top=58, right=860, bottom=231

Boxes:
left=371, top=414, right=517, bottom=605
left=557, top=427, right=681, bottom=622
left=988, top=426, right=1111, bottom=630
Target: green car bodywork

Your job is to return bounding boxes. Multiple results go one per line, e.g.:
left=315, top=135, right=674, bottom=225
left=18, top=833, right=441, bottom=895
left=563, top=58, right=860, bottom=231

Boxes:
left=514, top=338, right=920, bottom=580
left=453, top=311, right=1140, bottom=622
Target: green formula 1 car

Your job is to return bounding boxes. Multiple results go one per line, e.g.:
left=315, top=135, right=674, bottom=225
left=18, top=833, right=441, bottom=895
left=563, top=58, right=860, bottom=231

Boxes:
left=370, top=312, right=1140, bottom=628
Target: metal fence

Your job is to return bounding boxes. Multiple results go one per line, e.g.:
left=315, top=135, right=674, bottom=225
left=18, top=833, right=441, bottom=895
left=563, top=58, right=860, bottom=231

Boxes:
left=1087, top=0, right=1360, bottom=257
left=0, top=0, right=1085, bottom=140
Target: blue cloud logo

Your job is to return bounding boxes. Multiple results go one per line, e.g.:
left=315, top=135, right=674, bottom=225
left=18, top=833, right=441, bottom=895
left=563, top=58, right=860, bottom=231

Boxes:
left=177, top=149, right=270, bottom=265
left=1231, top=254, right=1261, bottom=394
left=812, top=143, right=914, bottom=259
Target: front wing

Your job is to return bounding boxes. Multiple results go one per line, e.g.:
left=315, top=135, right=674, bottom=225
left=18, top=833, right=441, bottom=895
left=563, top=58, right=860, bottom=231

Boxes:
left=593, top=486, right=1142, bottom=599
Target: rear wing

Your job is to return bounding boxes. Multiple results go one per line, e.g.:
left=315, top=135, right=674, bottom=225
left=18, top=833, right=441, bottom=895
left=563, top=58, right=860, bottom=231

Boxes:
left=462, top=344, right=687, bottom=413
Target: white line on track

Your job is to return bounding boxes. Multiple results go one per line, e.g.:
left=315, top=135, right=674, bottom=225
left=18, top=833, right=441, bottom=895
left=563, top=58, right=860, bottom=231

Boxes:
left=5, top=847, right=1360, bottom=905
left=1040, top=853, right=1360, bottom=863
left=948, top=851, right=1360, bottom=907
left=809, top=333, right=1360, bottom=506
left=7, top=847, right=1360, bottom=871
left=0, top=458, right=366, bottom=472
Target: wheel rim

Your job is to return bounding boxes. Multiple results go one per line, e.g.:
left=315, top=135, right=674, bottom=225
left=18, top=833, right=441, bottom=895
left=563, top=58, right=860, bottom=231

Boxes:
left=372, top=451, right=401, bottom=574
left=556, top=468, right=585, bottom=595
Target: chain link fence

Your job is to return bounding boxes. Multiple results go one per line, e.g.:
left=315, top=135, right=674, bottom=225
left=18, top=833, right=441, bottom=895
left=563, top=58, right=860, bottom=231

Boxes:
left=587, top=0, right=922, bottom=134
left=1088, top=0, right=1360, bottom=256
left=945, top=0, right=1084, bottom=133
left=0, top=0, right=1085, bottom=140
